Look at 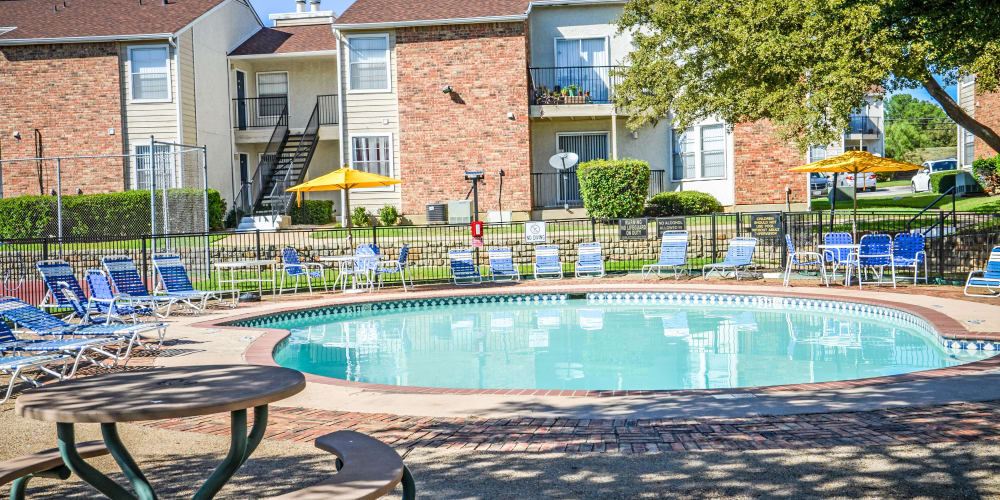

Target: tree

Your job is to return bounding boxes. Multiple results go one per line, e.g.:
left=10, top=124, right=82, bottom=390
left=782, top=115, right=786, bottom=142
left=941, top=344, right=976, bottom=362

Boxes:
left=615, top=0, right=1000, bottom=153
left=884, top=120, right=926, bottom=162
left=884, top=95, right=957, bottom=160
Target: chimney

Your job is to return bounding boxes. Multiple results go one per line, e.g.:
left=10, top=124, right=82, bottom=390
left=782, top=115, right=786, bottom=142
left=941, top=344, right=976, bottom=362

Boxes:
left=310, top=0, right=320, bottom=12
left=295, top=0, right=305, bottom=13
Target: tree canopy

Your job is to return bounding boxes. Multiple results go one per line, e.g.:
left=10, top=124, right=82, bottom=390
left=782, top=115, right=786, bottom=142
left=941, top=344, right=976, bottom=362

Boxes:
left=615, top=0, right=1000, bottom=152
left=883, top=95, right=957, bottom=161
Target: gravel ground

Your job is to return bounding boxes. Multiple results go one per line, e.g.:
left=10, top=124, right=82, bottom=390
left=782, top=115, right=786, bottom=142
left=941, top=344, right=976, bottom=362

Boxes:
left=3, top=406, right=1000, bottom=499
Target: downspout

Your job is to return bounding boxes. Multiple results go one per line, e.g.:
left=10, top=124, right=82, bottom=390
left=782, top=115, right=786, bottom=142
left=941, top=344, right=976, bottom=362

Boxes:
left=335, top=30, right=347, bottom=226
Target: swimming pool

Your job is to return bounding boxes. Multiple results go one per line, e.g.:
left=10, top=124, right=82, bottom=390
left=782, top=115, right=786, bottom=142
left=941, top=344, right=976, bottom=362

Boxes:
left=247, top=293, right=992, bottom=391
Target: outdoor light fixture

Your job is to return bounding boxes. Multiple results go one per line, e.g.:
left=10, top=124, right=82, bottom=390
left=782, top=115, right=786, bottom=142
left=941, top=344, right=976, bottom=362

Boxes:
left=442, top=85, right=453, bottom=94
left=12, top=131, right=20, bottom=140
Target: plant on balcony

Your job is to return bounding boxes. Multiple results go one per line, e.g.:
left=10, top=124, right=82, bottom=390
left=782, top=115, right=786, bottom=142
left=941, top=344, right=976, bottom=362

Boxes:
left=577, top=159, right=650, bottom=218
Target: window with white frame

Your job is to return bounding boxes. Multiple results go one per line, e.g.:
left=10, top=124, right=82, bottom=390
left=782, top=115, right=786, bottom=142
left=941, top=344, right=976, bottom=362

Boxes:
left=256, top=72, right=288, bottom=117
left=557, top=132, right=609, bottom=164
left=128, top=46, right=170, bottom=102
left=351, top=135, right=393, bottom=177
left=348, top=35, right=390, bottom=92
left=133, top=144, right=175, bottom=191
left=701, top=125, right=726, bottom=178
left=672, top=127, right=696, bottom=180
left=808, top=145, right=828, bottom=163
left=964, top=128, right=975, bottom=165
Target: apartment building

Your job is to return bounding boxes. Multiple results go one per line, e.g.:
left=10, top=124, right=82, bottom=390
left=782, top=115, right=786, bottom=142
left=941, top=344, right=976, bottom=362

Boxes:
left=0, top=0, right=262, bottom=201
left=956, top=75, right=1000, bottom=167
left=807, top=96, right=886, bottom=163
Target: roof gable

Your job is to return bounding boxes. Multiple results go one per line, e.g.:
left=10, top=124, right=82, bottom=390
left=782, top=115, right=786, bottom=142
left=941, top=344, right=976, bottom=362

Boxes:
left=230, top=25, right=336, bottom=56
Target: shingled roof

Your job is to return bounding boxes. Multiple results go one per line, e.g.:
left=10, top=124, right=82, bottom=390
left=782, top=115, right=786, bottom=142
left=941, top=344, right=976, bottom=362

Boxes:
left=334, top=0, right=531, bottom=27
left=230, top=24, right=336, bottom=56
left=0, top=0, right=238, bottom=41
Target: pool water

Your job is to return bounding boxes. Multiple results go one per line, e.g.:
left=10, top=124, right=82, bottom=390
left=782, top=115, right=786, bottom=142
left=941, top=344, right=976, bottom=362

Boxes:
left=268, top=295, right=990, bottom=391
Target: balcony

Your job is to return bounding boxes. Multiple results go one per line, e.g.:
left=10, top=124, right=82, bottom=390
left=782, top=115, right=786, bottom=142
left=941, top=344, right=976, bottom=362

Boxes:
left=532, top=170, right=667, bottom=209
left=846, top=115, right=882, bottom=139
left=529, top=66, right=624, bottom=118
left=233, top=95, right=339, bottom=143
left=233, top=96, right=288, bottom=130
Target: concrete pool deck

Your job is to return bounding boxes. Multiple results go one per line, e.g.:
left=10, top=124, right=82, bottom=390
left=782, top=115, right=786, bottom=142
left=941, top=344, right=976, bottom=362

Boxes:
left=144, top=278, right=1000, bottom=421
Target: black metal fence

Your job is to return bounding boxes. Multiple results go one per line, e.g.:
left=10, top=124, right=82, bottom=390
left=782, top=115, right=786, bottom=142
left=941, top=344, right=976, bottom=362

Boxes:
left=2, top=210, right=997, bottom=306
left=317, top=95, right=339, bottom=126
left=232, top=96, right=288, bottom=130
left=532, top=171, right=668, bottom=209
left=529, top=66, right=624, bottom=105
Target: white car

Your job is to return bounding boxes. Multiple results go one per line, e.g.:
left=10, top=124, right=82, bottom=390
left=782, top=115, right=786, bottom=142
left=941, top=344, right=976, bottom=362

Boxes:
left=830, top=172, right=877, bottom=191
left=911, top=159, right=958, bottom=193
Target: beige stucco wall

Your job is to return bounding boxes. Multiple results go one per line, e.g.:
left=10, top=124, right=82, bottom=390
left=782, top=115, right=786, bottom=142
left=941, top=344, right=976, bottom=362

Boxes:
left=528, top=4, right=631, bottom=66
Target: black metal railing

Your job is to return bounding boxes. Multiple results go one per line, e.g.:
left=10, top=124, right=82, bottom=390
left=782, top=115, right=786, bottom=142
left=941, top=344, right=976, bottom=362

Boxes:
left=232, top=96, right=289, bottom=130
left=529, top=66, right=624, bottom=105
left=532, top=170, right=667, bottom=209
left=268, top=102, right=321, bottom=217
left=847, top=115, right=882, bottom=136
left=317, top=95, right=339, bottom=126
left=232, top=103, right=289, bottom=215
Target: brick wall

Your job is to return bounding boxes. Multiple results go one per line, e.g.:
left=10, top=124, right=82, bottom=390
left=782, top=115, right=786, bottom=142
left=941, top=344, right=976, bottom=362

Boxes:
left=0, top=43, right=125, bottom=198
left=395, top=22, right=532, bottom=216
left=731, top=120, right=808, bottom=207
left=974, top=89, right=1000, bottom=159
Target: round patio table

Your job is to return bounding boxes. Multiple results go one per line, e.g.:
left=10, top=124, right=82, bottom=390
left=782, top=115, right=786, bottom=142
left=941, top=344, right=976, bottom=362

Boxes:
left=15, top=365, right=305, bottom=500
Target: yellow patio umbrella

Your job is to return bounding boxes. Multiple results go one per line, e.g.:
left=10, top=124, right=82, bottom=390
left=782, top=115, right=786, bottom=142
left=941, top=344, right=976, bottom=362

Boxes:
left=789, top=151, right=922, bottom=237
left=286, top=166, right=403, bottom=229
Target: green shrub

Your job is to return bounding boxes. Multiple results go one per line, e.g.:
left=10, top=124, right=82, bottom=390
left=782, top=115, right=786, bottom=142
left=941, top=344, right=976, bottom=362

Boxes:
left=289, top=200, right=333, bottom=225
left=351, top=206, right=372, bottom=227
left=378, top=204, right=399, bottom=226
left=577, top=159, right=651, bottom=218
left=644, top=191, right=723, bottom=217
left=875, top=172, right=894, bottom=183
left=930, top=171, right=983, bottom=194
left=972, top=155, right=1000, bottom=194
left=0, top=196, right=53, bottom=239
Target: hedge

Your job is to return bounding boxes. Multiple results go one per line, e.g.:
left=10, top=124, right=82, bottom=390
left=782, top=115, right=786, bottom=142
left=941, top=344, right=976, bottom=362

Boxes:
left=289, top=200, right=333, bottom=225
left=644, top=191, right=723, bottom=217
left=0, top=189, right=225, bottom=239
left=930, top=171, right=983, bottom=194
left=577, top=159, right=651, bottom=218
left=972, top=155, right=1000, bottom=194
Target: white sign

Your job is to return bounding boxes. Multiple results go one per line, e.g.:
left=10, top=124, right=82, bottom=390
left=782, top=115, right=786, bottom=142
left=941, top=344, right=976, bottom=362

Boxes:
left=525, top=221, right=547, bottom=244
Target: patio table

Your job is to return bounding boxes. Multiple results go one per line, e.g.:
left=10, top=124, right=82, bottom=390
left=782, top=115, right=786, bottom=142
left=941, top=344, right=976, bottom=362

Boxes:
left=320, top=255, right=389, bottom=294
left=214, top=259, right=277, bottom=302
left=818, top=244, right=861, bottom=286
left=14, top=365, right=305, bottom=500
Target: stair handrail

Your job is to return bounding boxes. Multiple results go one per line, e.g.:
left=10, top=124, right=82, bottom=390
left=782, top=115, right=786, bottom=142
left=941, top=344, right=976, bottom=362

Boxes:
left=233, top=102, right=289, bottom=216
left=268, top=102, right=321, bottom=217
left=906, top=185, right=957, bottom=235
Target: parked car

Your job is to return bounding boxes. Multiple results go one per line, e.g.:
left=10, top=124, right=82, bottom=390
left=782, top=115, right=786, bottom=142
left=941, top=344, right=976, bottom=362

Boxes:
left=911, top=159, right=958, bottom=193
left=829, top=172, right=877, bottom=191
left=810, top=173, right=830, bottom=197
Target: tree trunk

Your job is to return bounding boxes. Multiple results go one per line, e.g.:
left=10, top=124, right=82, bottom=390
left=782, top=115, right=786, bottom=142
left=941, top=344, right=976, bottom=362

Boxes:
left=922, top=71, right=1000, bottom=155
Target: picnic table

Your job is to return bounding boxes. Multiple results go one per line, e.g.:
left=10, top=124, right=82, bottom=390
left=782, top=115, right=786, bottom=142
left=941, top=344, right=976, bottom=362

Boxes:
left=15, top=365, right=305, bottom=500
left=214, top=259, right=278, bottom=302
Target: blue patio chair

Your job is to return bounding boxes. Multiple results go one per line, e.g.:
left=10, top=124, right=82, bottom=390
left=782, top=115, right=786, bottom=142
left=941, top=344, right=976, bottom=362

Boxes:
left=0, top=351, right=70, bottom=405
left=783, top=234, right=828, bottom=287
left=36, top=260, right=99, bottom=321
left=352, top=245, right=380, bottom=292
left=703, top=237, right=758, bottom=280
left=448, top=249, right=482, bottom=285
left=965, top=246, right=1000, bottom=297
left=278, top=247, right=328, bottom=296
left=846, top=234, right=896, bottom=289
left=533, top=245, right=563, bottom=280
left=642, top=231, right=689, bottom=280
left=891, top=233, right=928, bottom=285
left=85, top=269, right=155, bottom=324
left=376, top=245, right=413, bottom=291
left=575, top=243, right=605, bottom=278
left=153, top=253, right=237, bottom=308
left=487, top=248, right=520, bottom=282
left=102, top=255, right=176, bottom=317
left=822, top=232, right=854, bottom=281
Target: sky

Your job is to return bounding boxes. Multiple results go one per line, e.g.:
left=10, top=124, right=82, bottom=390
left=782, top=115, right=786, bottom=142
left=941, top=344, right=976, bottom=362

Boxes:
left=248, top=0, right=956, bottom=105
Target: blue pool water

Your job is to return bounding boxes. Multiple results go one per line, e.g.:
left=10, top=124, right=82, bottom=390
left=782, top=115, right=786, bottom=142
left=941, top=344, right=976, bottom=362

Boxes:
left=263, top=294, right=990, bottom=391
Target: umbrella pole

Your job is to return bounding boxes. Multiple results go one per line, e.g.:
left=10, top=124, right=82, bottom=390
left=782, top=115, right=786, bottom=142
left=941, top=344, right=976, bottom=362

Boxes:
left=344, top=188, right=353, bottom=248
left=852, top=170, right=858, bottom=240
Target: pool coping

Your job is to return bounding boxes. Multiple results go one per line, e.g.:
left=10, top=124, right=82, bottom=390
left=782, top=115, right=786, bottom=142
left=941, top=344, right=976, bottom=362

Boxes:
left=199, top=284, right=1000, bottom=398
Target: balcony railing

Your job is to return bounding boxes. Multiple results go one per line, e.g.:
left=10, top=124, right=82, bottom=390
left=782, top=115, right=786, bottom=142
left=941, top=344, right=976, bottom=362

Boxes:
left=529, top=66, right=624, bottom=105
left=847, top=115, right=882, bottom=136
left=233, top=96, right=288, bottom=130
left=532, top=170, right=667, bottom=209
left=318, top=94, right=339, bottom=126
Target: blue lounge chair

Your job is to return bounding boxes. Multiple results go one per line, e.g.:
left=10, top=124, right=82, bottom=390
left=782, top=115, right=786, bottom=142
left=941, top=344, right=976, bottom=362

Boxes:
left=448, top=249, right=482, bottom=285
left=703, top=237, right=758, bottom=280
left=376, top=245, right=413, bottom=291
left=642, top=231, right=689, bottom=279
left=35, top=260, right=91, bottom=320
left=278, top=247, right=328, bottom=296
left=85, top=269, right=154, bottom=324
left=0, top=318, right=113, bottom=380
left=0, top=296, right=166, bottom=352
left=533, top=245, right=563, bottom=280
left=822, top=232, right=854, bottom=281
left=103, top=255, right=178, bottom=316
left=487, top=248, right=520, bottom=282
left=783, top=234, right=828, bottom=287
left=153, top=253, right=237, bottom=308
left=846, top=234, right=896, bottom=289
left=575, top=243, right=605, bottom=278
left=0, top=353, right=70, bottom=404
left=965, top=246, right=1000, bottom=297
left=891, top=233, right=928, bottom=285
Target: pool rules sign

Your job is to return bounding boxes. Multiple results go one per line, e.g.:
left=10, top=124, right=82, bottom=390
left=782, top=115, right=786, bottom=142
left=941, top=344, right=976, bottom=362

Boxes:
left=525, top=221, right=547, bottom=244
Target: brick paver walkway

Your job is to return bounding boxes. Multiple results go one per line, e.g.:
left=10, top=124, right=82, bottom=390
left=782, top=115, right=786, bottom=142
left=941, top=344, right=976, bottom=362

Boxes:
left=140, top=401, right=1000, bottom=453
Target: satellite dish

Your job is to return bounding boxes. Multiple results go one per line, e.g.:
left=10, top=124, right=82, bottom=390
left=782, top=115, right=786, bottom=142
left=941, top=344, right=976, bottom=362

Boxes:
left=548, top=152, right=579, bottom=171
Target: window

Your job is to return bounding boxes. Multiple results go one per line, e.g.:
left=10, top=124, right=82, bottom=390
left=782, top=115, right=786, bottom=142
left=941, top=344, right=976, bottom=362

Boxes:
left=348, top=35, right=390, bottom=92
left=964, top=128, right=975, bottom=166
left=351, top=135, right=393, bottom=178
left=555, top=38, right=610, bottom=102
left=672, top=128, right=695, bottom=180
left=701, top=125, right=726, bottom=178
left=256, top=72, right=288, bottom=117
left=808, top=145, right=828, bottom=163
left=133, top=145, right=175, bottom=191
left=557, top=132, right=609, bottom=164
left=128, top=46, right=170, bottom=102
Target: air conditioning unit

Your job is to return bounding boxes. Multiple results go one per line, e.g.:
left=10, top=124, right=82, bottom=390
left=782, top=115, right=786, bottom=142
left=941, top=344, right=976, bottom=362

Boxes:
left=426, top=203, right=448, bottom=224
left=448, top=200, right=473, bottom=224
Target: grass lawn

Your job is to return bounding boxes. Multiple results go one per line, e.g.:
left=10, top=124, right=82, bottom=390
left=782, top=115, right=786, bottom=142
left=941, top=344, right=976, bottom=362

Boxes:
left=878, top=180, right=911, bottom=187
left=811, top=193, right=1000, bottom=213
